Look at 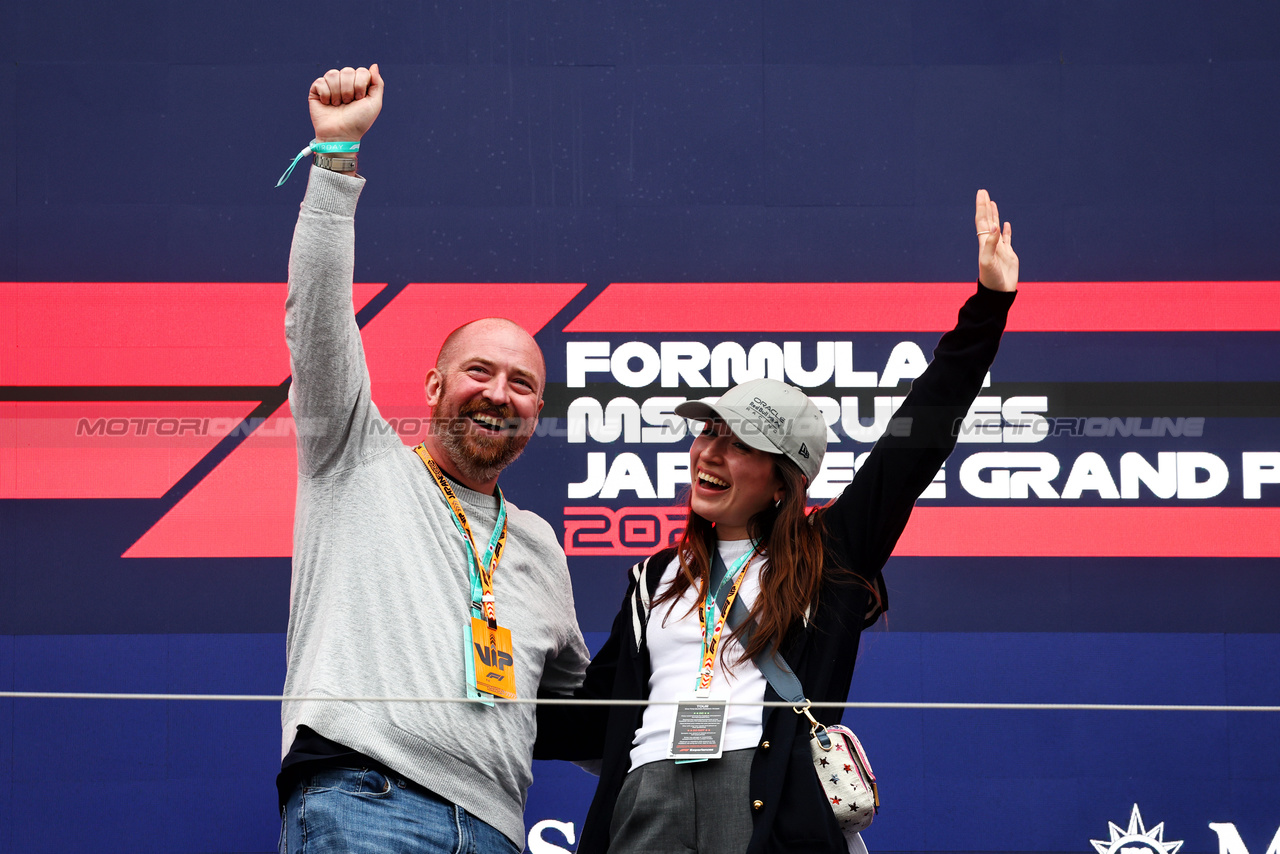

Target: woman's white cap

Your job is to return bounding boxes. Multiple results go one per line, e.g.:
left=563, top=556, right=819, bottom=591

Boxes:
left=674, top=378, right=827, bottom=483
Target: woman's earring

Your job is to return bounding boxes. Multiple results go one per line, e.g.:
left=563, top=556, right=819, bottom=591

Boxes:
left=775, top=497, right=783, bottom=509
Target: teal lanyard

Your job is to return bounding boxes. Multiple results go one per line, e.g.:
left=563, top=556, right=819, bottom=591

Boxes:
left=443, top=492, right=508, bottom=623
left=413, top=445, right=508, bottom=624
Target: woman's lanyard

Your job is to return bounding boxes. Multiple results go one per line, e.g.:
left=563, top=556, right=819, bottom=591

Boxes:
left=693, top=546, right=757, bottom=698
left=414, top=444, right=518, bottom=702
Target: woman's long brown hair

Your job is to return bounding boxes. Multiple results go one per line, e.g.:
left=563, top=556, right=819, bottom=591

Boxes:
left=653, top=455, right=829, bottom=662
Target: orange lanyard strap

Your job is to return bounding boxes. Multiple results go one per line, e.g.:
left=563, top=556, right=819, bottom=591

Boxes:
left=414, top=444, right=508, bottom=627
left=694, top=548, right=756, bottom=696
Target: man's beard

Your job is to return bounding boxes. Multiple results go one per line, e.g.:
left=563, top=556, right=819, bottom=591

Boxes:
left=432, top=391, right=533, bottom=484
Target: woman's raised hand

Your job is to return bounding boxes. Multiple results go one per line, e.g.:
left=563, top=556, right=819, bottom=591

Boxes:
left=975, top=189, right=1018, bottom=293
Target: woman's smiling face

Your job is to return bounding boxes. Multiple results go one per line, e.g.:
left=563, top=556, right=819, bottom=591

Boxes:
left=688, top=419, right=785, bottom=540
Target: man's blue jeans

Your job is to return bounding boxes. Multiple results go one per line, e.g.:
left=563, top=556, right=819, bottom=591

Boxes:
left=280, top=766, right=521, bottom=854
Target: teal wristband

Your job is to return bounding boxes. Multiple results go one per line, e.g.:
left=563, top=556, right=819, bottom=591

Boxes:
left=276, top=139, right=361, bottom=187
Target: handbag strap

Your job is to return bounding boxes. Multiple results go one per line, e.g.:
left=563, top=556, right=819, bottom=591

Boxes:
left=712, top=548, right=807, bottom=706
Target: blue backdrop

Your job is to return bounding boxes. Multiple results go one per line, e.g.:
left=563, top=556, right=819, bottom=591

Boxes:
left=3, top=3, right=1279, bottom=853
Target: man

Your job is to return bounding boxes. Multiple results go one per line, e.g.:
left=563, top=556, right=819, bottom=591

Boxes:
left=278, top=63, right=589, bottom=853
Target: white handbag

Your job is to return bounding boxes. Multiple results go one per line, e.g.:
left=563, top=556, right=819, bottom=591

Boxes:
left=804, top=710, right=879, bottom=834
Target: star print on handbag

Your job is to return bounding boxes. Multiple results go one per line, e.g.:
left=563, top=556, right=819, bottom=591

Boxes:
left=806, top=713, right=879, bottom=834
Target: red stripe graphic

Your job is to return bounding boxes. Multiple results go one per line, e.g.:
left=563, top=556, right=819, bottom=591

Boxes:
left=1, top=283, right=383, bottom=502
left=894, top=506, right=1280, bottom=557
left=1, top=282, right=379, bottom=385
left=125, top=283, right=586, bottom=558
left=8, top=281, right=1276, bottom=559
left=0, top=402, right=259, bottom=499
left=563, top=505, right=1280, bottom=558
left=563, top=281, right=1280, bottom=333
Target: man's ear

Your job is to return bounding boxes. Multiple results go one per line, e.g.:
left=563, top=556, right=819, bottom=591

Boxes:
left=425, top=369, right=442, bottom=406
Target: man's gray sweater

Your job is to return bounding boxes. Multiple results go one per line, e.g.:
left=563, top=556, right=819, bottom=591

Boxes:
left=282, top=165, right=589, bottom=848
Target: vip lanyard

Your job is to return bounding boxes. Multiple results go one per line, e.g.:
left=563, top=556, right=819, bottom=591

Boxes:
left=693, top=546, right=757, bottom=697
left=413, top=444, right=508, bottom=627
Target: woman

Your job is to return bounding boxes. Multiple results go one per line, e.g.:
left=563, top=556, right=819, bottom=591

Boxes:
left=537, top=190, right=1019, bottom=854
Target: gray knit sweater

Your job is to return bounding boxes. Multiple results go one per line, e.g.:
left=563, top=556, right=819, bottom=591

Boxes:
left=281, top=165, right=589, bottom=848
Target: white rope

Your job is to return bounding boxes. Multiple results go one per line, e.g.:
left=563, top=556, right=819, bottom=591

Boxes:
left=1, top=692, right=1277, bottom=712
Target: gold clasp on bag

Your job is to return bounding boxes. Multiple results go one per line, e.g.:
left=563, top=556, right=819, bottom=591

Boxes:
left=793, top=699, right=833, bottom=750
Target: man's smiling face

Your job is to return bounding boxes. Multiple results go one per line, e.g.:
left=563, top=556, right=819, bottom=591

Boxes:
left=425, top=318, right=545, bottom=487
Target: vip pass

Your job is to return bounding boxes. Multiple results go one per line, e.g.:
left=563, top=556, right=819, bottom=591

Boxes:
left=275, top=139, right=361, bottom=187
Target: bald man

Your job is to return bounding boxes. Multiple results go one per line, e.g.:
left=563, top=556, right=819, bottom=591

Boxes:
left=278, top=65, right=590, bottom=854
